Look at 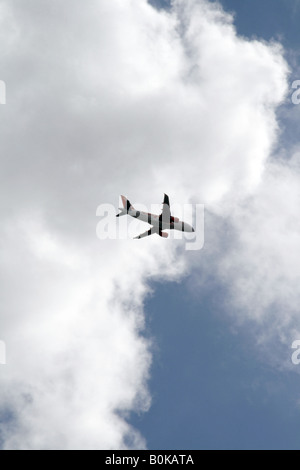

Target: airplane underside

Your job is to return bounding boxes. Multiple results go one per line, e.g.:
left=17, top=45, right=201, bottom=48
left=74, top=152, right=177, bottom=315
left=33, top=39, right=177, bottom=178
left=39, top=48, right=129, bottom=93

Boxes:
left=133, top=227, right=168, bottom=239
left=116, top=194, right=194, bottom=240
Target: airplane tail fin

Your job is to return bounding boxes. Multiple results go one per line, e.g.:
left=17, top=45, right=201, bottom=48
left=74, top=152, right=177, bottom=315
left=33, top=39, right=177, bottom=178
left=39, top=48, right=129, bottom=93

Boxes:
left=116, top=195, right=134, bottom=217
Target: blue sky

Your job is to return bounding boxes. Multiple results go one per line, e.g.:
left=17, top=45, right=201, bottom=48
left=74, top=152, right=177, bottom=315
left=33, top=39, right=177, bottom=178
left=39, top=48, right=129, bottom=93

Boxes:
left=130, top=0, right=300, bottom=450
left=151, top=0, right=300, bottom=48
left=215, top=0, right=300, bottom=45
left=132, top=252, right=300, bottom=450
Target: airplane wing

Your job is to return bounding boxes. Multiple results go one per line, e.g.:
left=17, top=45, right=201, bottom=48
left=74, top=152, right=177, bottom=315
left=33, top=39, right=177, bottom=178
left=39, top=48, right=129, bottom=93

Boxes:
left=159, top=193, right=171, bottom=224
left=134, top=227, right=159, bottom=239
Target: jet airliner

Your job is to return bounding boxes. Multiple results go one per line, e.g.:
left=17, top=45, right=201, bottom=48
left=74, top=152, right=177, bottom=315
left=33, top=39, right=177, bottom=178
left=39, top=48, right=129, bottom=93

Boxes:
left=116, top=194, right=195, bottom=239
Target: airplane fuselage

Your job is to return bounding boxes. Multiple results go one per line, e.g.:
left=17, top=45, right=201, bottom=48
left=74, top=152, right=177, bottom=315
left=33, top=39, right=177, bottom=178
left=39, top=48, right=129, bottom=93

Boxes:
left=128, top=208, right=194, bottom=233
left=116, top=194, right=195, bottom=239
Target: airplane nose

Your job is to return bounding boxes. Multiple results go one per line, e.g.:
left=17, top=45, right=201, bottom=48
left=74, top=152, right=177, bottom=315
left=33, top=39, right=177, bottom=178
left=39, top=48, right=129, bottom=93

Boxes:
left=184, top=223, right=194, bottom=233
left=182, top=223, right=195, bottom=233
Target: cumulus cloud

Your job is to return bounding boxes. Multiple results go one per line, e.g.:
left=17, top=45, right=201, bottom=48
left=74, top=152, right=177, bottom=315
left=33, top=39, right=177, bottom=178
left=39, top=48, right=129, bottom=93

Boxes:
left=0, top=0, right=291, bottom=449
left=215, top=154, right=300, bottom=354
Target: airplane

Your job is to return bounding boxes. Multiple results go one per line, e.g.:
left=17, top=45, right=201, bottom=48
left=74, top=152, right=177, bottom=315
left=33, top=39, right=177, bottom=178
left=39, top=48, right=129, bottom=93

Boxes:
left=116, top=194, right=195, bottom=239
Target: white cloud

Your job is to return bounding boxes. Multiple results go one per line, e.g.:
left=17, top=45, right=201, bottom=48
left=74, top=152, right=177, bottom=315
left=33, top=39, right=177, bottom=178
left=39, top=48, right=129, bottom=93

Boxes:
left=0, top=0, right=291, bottom=449
left=216, top=153, right=300, bottom=348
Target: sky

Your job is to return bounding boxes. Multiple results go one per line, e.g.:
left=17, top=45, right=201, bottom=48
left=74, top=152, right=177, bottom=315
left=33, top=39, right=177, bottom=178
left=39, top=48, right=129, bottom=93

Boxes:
left=1, top=0, right=300, bottom=450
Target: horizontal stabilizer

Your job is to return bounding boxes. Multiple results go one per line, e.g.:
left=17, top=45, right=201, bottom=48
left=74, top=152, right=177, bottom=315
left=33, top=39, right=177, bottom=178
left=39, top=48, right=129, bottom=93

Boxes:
left=116, top=209, right=126, bottom=217
left=116, top=195, right=134, bottom=217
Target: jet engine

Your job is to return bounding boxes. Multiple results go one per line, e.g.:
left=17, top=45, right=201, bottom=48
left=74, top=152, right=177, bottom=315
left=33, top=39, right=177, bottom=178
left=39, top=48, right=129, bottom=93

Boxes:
left=130, top=210, right=141, bottom=218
